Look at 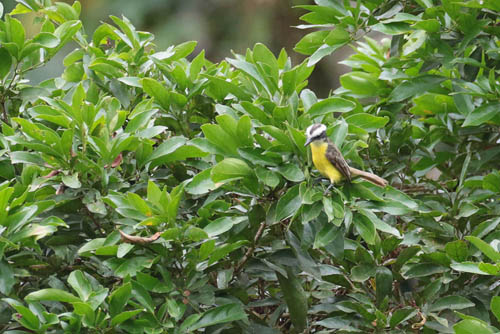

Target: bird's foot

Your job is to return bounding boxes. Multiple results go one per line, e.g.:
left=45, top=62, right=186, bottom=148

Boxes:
left=323, top=183, right=333, bottom=196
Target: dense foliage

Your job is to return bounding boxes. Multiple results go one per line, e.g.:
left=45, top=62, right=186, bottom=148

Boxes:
left=1, top=0, right=500, bottom=333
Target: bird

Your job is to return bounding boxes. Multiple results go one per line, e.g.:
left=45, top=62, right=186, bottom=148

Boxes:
left=304, top=123, right=388, bottom=190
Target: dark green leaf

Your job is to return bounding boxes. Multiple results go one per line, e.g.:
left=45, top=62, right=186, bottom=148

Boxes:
left=186, top=303, right=247, bottom=331
left=389, top=75, right=446, bottom=102
left=275, top=184, right=302, bottom=221
left=429, top=296, right=475, bottom=312
left=276, top=267, right=308, bottom=332
left=0, top=47, right=12, bottom=79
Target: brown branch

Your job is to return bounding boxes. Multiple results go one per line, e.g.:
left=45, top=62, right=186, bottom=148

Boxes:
left=83, top=206, right=103, bottom=232
left=397, top=182, right=452, bottom=194
left=411, top=310, right=427, bottom=329
left=118, top=229, right=162, bottom=245
left=235, top=221, right=267, bottom=273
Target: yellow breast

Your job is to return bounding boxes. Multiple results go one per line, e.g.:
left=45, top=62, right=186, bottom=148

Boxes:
left=310, top=141, right=344, bottom=184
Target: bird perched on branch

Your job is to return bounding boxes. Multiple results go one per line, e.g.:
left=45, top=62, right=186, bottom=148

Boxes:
left=304, top=123, right=387, bottom=190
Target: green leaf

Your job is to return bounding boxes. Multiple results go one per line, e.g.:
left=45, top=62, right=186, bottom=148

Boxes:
left=345, top=114, right=389, bottom=132
left=314, top=223, right=341, bottom=249
left=10, top=151, right=46, bottom=166
left=54, top=20, right=82, bottom=50
left=111, top=257, right=152, bottom=278
left=148, top=139, right=208, bottom=166
left=413, top=19, right=440, bottom=32
left=483, top=172, right=500, bottom=192
left=0, top=261, right=15, bottom=295
left=307, top=97, right=356, bottom=117
left=186, top=227, right=209, bottom=241
left=275, top=184, right=302, bottom=221
left=463, top=103, right=500, bottom=127
left=32, top=32, right=60, bottom=48
left=294, top=30, right=329, bottom=55
left=131, top=280, right=155, bottom=313
left=62, top=173, right=82, bottom=189
left=491, top=296, right=500, bottom=323
left=404, top=263, right=447, bottom=278
left=372, top=22, right=412, bottom=35
left=253, top=43, right=279, bottom=84
left=110, top=15, right=140, bottom=49
left=451, top=262, right=489, bottom=275
left=276, top=267, right=308, bottom=332
left=445, top=240, right=468, bottom=262
left=340, top=72, right=380, bottom=96
left=111, top=309, right=143, bottom=326
left=255, top=167, right=280, bottom=188
left=25, top=288, right=81, bottom=303
left=351, top=264, right=376, bottom=282
left=3, top=300, right=40, bottom=330
left=453, top=319, right=493, bottom=334
left=358, top=209, right=401, bottom=238
left=472, top=218, right=500, bottom=239
left=6, top=16, right=25, bottom=50
left=307, top=27, right=349, bottom=66
left=276, top=164, right=305, bottom=182
left=389, top=75, right=446, bottom=102
left=68, top=270, right=92, bottom=301
left=141, top=78, right=171, bottom=110
left=211, top=158, right=253, bottom=183
left=429, top=296, right=475, bottom=312
left=204, top=217, right=246, bottom=238
left=0, top=47, right=12, bottom=79
left=167, top=298, right=186, bottom=321
left=201, top=124, right=239, bottom=155
left=72, top=302, right=95, bottom=326
left=353, top=213, right=376, bottom=245
left=186, top=168, right=216, bottom=195
left=375, top=267, right=393, bottom=306
left=208, top=240, right=248, bottom=265
left=186, top=303, right=247, bottom=331
left=109, top=282, right=132, bottom=318
left=465, top=236, right=500, bottom=262
left=390, top=307, right=417, bottom=328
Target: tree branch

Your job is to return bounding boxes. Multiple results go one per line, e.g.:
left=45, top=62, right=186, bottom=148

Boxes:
left=235, top=221, right=267, bottom=273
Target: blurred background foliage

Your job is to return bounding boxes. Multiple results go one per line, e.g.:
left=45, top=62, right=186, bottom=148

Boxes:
left=1, top=0, right=349, bottom=95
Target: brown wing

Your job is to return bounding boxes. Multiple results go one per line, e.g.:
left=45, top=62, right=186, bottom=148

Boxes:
left=325, top=139, right=351, bottom=181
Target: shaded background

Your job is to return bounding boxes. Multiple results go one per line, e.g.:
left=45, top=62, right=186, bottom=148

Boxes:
left=2, top=0, right=352, bottom=97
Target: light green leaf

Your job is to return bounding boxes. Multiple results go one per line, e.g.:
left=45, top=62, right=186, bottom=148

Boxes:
left=465, top=236, right=500, bottom=262
left=211, top=158, right=253, bottom=183
left=307, top=97, right=356, bottom=117
left=463, top=103, right=500, bottom=127
left=62, top=173, right=82, bottom=189
left=25, top=288, right=81, bottom=303
left=345, top=114, right=389, bottom=132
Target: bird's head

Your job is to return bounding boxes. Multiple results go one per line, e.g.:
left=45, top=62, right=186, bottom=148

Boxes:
left=305, top=123, right=327, bottom=146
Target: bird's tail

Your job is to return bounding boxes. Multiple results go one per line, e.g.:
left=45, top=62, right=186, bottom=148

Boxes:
left=349, top=167, right=388, bottom=187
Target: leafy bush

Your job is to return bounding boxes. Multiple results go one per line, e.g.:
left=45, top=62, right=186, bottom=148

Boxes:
left=1, top=0, right=500, bottom=333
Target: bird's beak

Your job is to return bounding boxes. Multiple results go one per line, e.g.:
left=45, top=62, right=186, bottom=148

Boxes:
left=304, top=137, right=312, bottom=146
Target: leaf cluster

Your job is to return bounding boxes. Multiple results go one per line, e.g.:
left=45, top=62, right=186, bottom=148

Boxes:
left=0, top=0, right=500, bottom=333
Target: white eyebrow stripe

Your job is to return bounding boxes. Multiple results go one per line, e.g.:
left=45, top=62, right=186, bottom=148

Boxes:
left=306, top=124, right=326, bottom=138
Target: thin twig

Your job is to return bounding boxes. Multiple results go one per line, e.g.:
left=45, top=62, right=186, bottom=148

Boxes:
left=235, top=221, right=267, bottom=273
left=83, top=206, right=103, bottom=233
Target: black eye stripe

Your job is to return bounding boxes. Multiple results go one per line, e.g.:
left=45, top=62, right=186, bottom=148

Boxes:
left=309, top=124, right=321, bottom=134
